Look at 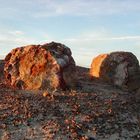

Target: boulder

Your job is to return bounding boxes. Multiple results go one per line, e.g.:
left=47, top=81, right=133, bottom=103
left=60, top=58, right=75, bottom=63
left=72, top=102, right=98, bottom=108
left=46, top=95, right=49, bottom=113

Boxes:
left=90, top=51, right=140, bottom=90
left=4, top=42, right=76, bottom=90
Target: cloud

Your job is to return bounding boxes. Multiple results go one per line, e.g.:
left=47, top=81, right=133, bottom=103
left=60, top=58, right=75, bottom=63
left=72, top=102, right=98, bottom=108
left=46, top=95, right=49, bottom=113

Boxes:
left=62, top=31, right=140, bottom=57
left=1, top=0, right=140, bottom=19
left=64, top=35, right=140, bottom=42
left=0, top=30, right=34, bottom=44
left=62, top=29, right=140, bottom=44
left=8, top=30, right=25, bottom=36
left=0, top=29, right=39, bottom=55
left=32, top=0, right=140, bottom=18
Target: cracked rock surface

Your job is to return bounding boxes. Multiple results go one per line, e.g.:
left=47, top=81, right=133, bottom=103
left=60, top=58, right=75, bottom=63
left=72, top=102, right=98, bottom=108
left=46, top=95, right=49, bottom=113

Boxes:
left=4, top=42, right=76, bottom=90
left=90, top=51, right=140, bottom=90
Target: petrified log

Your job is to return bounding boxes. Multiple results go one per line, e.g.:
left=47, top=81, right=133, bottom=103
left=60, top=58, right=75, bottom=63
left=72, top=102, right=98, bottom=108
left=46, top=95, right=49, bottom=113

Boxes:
left=4, top=42, right=76, bottom=90
left=90, top=51, right=140, bottom=90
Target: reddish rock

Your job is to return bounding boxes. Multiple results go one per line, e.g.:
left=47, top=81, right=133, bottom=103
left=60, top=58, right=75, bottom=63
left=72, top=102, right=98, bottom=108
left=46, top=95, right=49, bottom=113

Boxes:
left=4, top=42, right=76, bottom=90
left=90, top=51, right=140, bottom=90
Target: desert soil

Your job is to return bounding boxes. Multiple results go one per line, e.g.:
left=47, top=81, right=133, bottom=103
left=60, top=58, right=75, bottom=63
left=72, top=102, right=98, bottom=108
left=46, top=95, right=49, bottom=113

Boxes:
left=0, top=60, right=140, bottom=140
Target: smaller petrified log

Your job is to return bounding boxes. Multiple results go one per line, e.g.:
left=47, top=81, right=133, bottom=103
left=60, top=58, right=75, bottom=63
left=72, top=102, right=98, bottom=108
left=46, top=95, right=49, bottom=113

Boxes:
left=4, top=42, right=76, bottom=90
left=90, top=51, right=140, bottom=90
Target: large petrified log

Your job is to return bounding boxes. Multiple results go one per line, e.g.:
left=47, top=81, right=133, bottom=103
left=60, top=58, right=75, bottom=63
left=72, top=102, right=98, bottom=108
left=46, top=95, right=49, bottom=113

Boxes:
left=90, top=51, right=140, bottom=90
left=4, top=42, right=76, bottom=90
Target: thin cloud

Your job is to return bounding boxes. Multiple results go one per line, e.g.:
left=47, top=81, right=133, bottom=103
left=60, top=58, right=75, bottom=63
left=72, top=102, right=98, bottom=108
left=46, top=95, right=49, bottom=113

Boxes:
left=103, top=36, right=140, bottom=40
left=33, top=0, right=140, bottom=18
left=1, top=0, right=140, bottom=19
left=8, top=30, right=25, bottom=36
left=64, top=35, right=140, bottom=43
left=0, top=30, right=35, bottom=44
left=0, top=29, right=39, bottom=55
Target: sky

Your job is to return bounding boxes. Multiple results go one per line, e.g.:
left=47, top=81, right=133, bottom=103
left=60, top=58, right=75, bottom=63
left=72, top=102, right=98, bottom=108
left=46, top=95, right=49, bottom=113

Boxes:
left=1, top=0, right=140, bottom=67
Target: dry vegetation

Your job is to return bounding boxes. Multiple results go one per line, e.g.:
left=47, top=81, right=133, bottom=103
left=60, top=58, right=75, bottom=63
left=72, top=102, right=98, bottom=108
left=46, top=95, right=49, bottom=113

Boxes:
left=0, top=61, right=140, bottom=140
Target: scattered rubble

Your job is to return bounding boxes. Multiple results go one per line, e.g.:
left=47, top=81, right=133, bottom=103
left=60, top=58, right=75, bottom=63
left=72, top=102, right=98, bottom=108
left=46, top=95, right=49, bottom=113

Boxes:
left=0, top=65, right=140, bottom=140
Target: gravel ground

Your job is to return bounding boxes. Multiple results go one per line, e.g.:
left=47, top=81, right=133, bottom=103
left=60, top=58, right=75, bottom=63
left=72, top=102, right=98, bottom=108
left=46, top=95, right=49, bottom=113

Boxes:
left=0, top=62, right=140, bottom=140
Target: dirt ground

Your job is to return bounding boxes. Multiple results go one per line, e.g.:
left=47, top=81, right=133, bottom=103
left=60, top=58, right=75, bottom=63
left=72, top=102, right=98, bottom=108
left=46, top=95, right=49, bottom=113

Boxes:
left=0, top=60, right=140, bottom=140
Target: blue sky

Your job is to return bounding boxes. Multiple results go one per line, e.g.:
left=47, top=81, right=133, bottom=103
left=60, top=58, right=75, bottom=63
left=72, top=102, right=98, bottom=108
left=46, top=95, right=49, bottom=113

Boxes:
left=1, top=0, right=140, bottom=67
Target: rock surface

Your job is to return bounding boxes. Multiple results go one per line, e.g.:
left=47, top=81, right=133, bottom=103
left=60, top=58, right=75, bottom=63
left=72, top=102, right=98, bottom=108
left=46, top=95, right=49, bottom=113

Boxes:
left=90, top=51, right=140, bottom=90
left=4, top=42, right=76, bottom=90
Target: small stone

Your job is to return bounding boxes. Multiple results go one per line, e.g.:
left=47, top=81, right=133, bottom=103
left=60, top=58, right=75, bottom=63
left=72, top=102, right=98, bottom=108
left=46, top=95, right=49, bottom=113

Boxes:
left=1, top=123, right=6, bottom=129
left=43, top=91, right=49, bottom=97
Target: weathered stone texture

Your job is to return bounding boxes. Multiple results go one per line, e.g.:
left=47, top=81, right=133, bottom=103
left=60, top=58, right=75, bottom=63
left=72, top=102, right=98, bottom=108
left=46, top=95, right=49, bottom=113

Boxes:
left=4, top=42, right=76, bottom=90
left=90, top=52, right=140, bottom=90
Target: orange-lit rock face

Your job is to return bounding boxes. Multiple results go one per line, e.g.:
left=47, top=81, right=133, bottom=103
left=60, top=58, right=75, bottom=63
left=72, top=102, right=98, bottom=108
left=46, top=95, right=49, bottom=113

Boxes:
left=0, top=60, right=4, bottom=81
left=90, top=52, right=140, bottom=90
left=90, top=54, right=108, bottom=78
left=18, top=46, right=49, bottom=89
left=4, top=42, right=76, bottom=90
